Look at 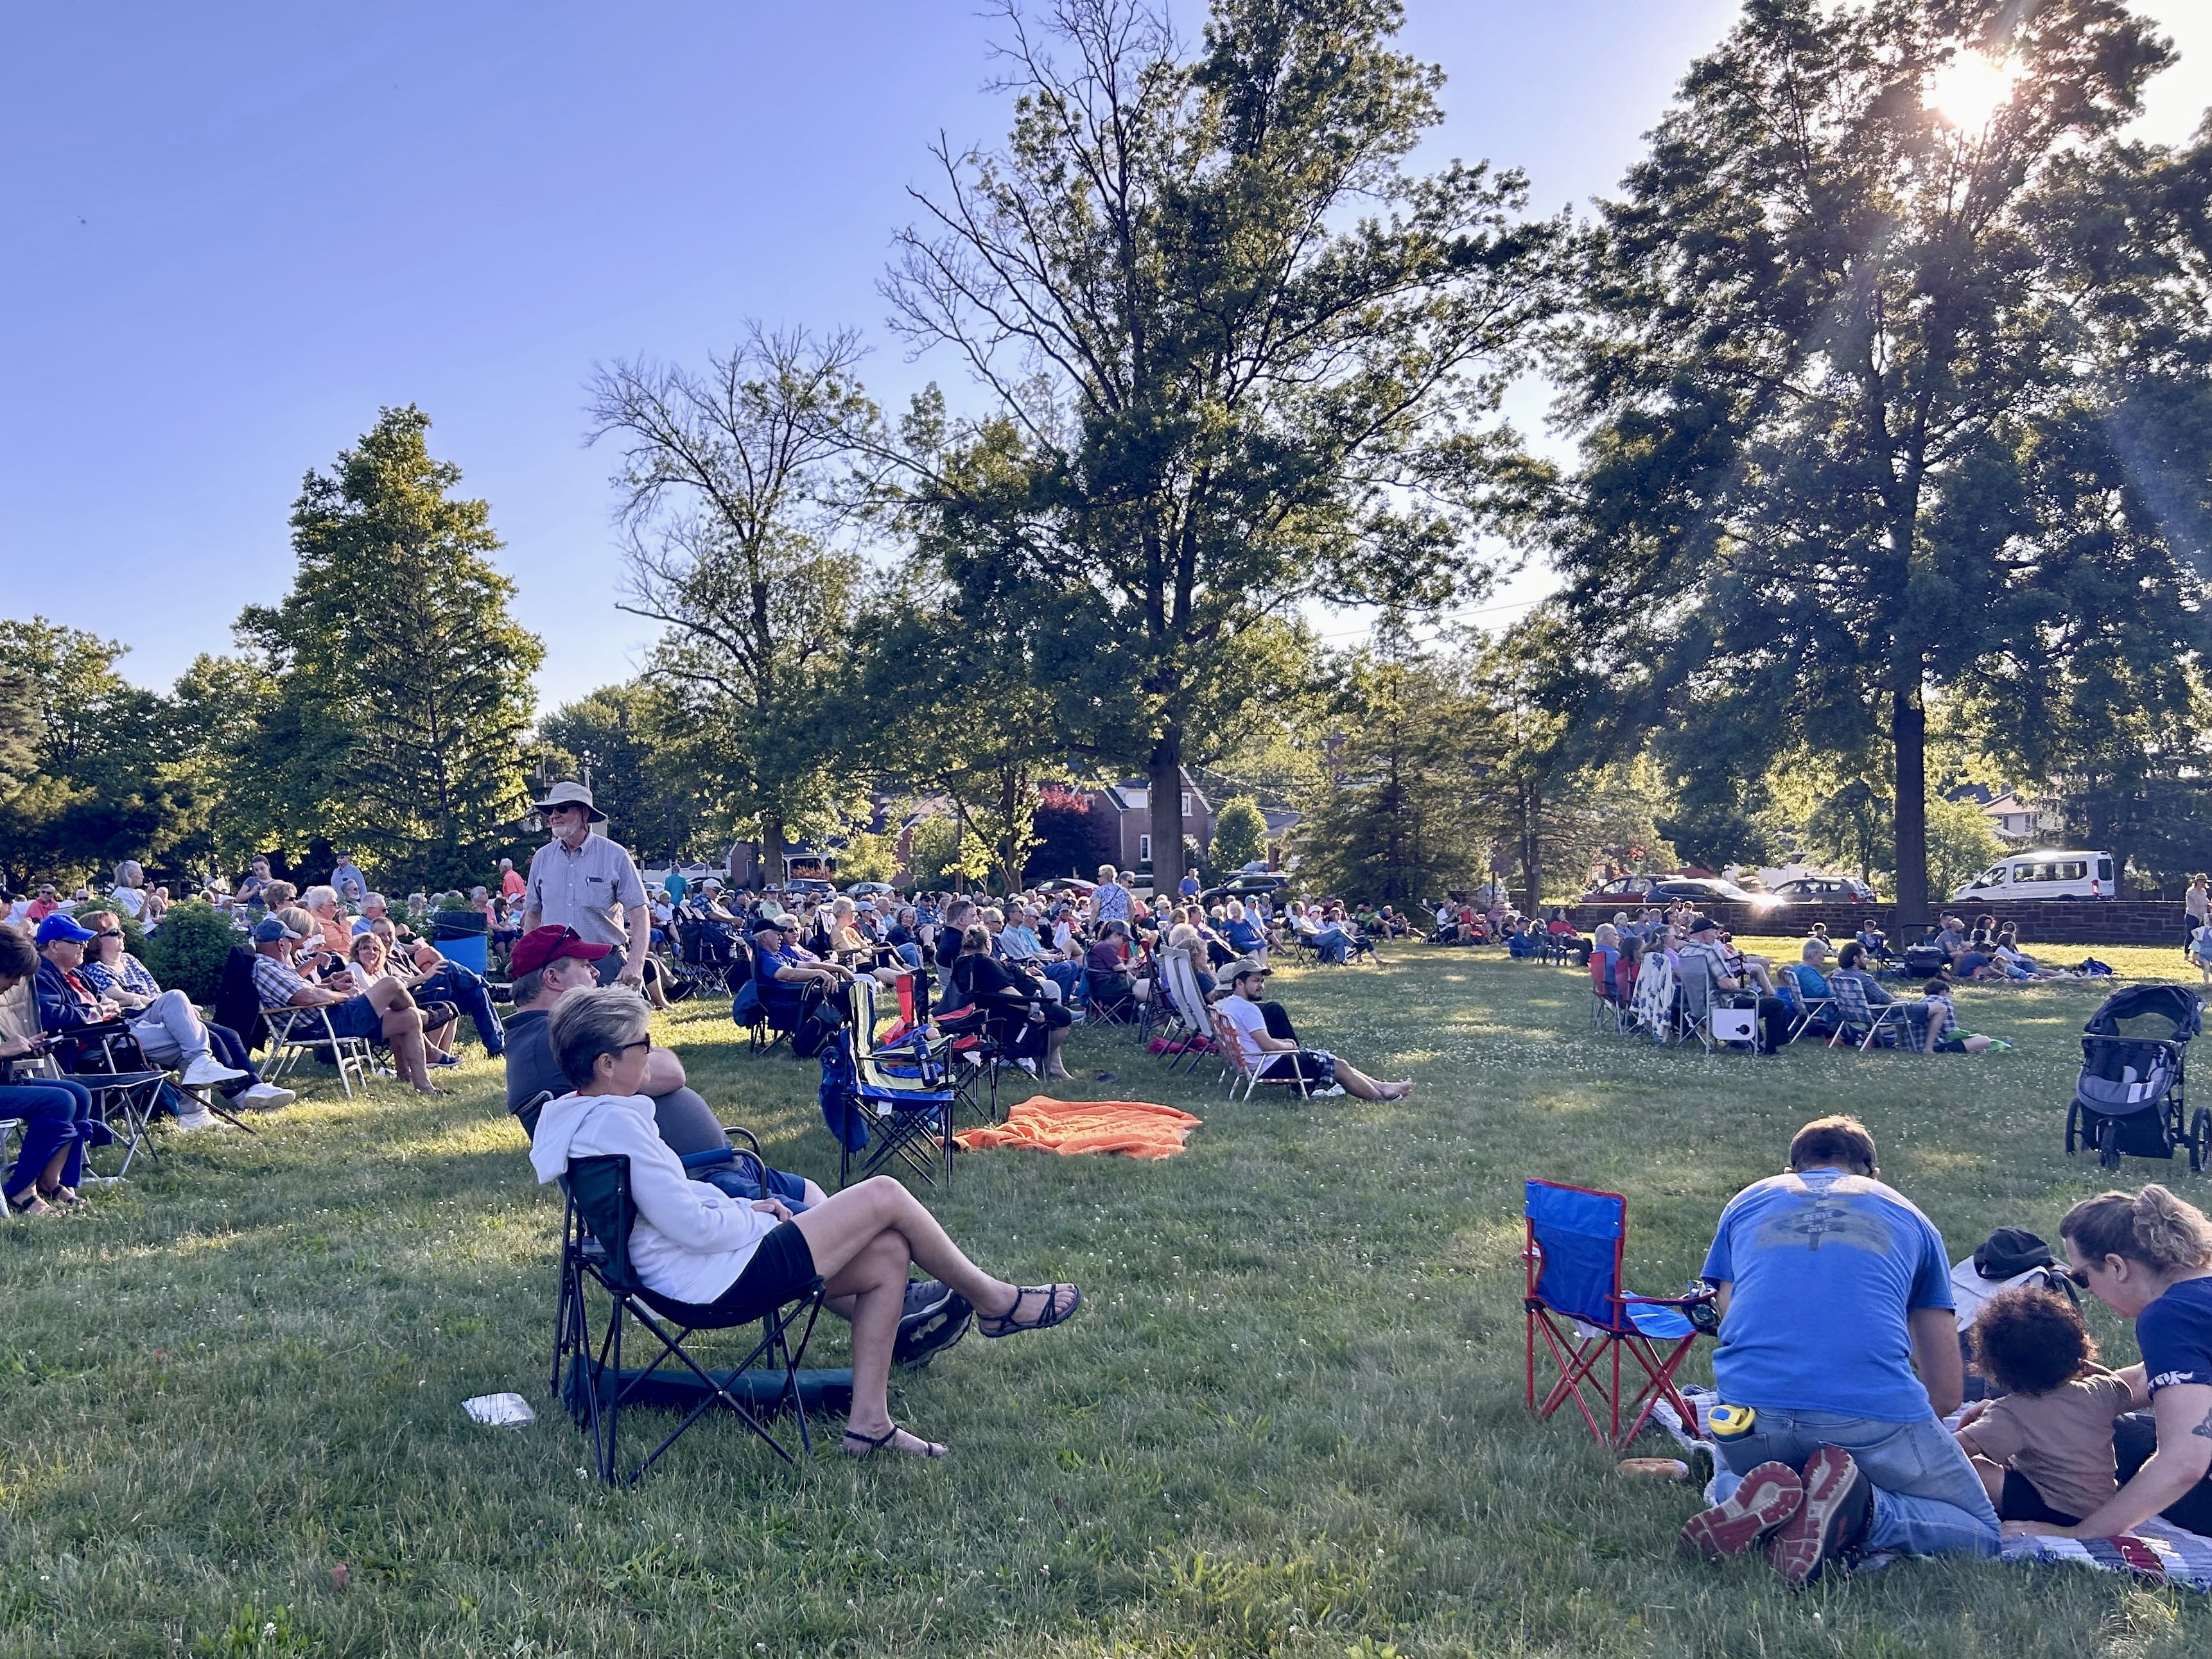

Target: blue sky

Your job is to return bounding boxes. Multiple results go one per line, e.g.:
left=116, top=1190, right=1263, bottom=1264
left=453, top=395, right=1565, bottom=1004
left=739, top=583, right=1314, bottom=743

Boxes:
left=6, top=1, right=2206, bottom=707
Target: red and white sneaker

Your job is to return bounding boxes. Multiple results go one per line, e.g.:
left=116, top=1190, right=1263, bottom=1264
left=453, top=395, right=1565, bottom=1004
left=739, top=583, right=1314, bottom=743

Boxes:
left=1768, top=1446, right=1873, bottom=1586
left=1679, top=1461, right=1804, bottom=1559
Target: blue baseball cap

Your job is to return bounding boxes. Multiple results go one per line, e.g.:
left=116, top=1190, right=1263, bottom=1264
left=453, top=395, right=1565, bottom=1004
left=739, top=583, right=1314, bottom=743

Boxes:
left=35, top=913, right=97, bottom=944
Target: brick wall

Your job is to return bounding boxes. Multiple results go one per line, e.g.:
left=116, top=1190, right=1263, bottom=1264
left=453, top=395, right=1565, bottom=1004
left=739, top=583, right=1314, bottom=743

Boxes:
left=1565, top=900, right=2188, bottom=947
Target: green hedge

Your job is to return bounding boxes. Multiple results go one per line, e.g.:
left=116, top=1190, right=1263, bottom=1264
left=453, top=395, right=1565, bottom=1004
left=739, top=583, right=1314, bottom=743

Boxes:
left=139, top=901, right=245, bottom=1007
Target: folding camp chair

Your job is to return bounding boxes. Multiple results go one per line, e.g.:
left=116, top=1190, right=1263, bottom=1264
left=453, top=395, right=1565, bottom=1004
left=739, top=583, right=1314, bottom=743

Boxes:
left=0, top=1111, right=26, bottom=1215
left=1825, top=975, right=1914, bottom=1050
left=44, top=1021, right=178, bottom=1176
left=1777, top=966, right=1840, bottom=1043
left=1522, top=1178, right=1714, bottom=1450
left=261, top=1003, right=378, bottom=1098
left=1212, top=1008, right=1315, bottom=1102
left=553, top=1154, right=824, bottom=1483
left=1157, top=949, right=1216, bottom=1074
left=1588, top=951, right=1627, bottom=1034
left=835, top=978, right=959, bottom=1190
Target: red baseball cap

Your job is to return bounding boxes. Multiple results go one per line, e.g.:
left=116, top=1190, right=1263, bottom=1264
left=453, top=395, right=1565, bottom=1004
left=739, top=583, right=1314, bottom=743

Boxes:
left=509, top=925, right=614, bottom=977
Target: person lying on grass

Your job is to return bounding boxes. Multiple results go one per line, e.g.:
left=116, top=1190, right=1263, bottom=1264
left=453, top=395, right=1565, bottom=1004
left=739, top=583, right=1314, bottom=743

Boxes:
left=1213, top=960, right=1412, bottom=1100
left=530, top=987, right=1081, bottom=1459
left=1953, top=1284, right=2138, bottom=1527
left=1680, top=1114, right=1998, bottom=1586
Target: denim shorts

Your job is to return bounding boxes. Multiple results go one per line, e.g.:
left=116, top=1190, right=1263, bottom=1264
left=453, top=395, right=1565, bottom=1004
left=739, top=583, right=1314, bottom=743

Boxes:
left=324, top=996, right=385, bottom=1041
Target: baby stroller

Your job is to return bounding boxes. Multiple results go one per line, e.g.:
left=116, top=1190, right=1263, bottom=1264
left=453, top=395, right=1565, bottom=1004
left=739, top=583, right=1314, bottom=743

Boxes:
left=2066, top=984, right=2209, bottom=1172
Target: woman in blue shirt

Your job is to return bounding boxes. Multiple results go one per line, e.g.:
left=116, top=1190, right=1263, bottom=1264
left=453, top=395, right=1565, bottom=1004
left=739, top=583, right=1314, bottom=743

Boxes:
left=2005, top=1186, right=2212, bottom=1540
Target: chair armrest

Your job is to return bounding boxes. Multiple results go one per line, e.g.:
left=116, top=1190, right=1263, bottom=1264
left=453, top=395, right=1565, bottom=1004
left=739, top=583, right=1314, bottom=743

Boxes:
left=720, top=1124, right=763, bottom=1158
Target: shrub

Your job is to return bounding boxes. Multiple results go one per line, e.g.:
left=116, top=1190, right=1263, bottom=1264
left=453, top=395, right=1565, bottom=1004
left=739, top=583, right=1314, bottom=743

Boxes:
left=139, top=901, right=244, bottom=1006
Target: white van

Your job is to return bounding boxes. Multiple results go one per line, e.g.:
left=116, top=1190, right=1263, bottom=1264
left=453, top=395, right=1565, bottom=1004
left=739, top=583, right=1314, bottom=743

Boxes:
left=1952, top=849, right=2116, bottom=903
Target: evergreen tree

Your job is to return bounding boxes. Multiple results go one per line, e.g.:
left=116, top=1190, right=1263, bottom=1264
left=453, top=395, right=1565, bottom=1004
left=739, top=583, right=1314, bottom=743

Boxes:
left=1298, top=651, right=1500, bottom=904
left=239, top=406, right=543, bottom=888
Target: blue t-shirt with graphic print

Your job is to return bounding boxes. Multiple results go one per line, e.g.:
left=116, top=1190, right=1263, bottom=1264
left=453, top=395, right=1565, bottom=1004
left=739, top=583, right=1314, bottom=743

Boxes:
left=1701, top=1168, right=1954, bottom=1421
left=2137, top=1276, right=2212, bottom=1395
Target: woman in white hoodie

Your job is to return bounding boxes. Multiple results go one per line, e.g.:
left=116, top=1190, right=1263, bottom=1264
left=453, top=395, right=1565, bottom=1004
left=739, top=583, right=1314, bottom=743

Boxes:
left=531, top=988, right=1081, bottom=1459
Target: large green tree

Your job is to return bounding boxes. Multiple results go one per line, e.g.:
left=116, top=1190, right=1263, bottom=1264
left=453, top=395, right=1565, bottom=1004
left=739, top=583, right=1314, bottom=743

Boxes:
left=239, top=407, right=543, bottom=888
left=586, top=326, right=875, bottom=876
left=0, top=618, right=193, bottom=889
left=876, top=0, right=1560, bottom=897
left=1554, top=0, right=2211, bottom=923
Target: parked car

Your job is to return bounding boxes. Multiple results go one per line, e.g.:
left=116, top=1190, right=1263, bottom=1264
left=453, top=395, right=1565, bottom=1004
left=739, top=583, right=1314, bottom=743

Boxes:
left=1578, top=875, right=1661, bottom=907
left=1659, top=877, right=1782, bottom=911
left=1768, top=876, right=1879, bottom=905
left=1199, top=872, right=1289, bottom=905
left=782, top=877, right=836, bottom=899
left=1033, top=877, right=1097, bottom=898
left=1580, top=874, right=1781, bottom=911
left=841, top=881, right=897, bottom=899
left=1953, top=850, right=2116, bottom=903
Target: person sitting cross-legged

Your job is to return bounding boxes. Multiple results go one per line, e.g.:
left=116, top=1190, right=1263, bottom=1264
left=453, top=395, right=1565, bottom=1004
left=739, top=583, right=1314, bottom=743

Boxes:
left=249, top=913, right=441, bottom=1093
left=1214, top=959, right=1411, bottom=1100
left=529, top=987, right=1082, bottom=1457
left=1679, top=1115, right=1997, bottom=1585
left=503, top=929, right=971, bottom=1368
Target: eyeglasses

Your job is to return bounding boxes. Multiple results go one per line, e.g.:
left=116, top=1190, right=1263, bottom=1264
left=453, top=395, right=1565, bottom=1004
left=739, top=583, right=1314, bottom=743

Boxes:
left=618, top=1038, right=652, bottom=1055
left=2064, top=1265, right=2092, bottom=1287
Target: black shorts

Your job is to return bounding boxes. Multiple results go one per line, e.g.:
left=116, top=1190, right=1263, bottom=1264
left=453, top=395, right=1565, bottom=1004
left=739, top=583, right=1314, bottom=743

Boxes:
left=702, top=1219, right=816, bottom=1314
left=1997, top=1469, right=2079, bottom=1527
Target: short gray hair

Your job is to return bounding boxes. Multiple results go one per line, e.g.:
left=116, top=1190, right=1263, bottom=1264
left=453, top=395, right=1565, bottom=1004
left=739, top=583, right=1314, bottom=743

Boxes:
left=548, top=986, right=649, bottom=1088
left=362, top=892, right=387, bottom=911
left=302, top=885, right=339, bottom=912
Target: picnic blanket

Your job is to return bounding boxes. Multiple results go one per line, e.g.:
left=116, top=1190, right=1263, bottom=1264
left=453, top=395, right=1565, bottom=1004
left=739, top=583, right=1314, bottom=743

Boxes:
left=952, top=1096, right=1201, bottom=1161
left=2001, top=1519, right=2212, bottom=1590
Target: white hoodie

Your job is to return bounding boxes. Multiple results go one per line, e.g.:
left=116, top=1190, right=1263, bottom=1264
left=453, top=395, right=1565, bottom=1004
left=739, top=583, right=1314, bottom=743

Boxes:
left=528, top=1091, right=778, bottom=1304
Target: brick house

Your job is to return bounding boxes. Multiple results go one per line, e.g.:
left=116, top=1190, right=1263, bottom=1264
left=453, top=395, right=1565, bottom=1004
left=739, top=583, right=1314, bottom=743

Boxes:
left=1091, top=772, right=1212, bottom=871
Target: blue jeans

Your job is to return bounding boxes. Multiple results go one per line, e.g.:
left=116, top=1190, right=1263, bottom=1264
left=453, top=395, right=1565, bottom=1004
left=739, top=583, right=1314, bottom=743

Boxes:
left=3, top=1077, right=94, bottom=1197
left=414, top=962, right=505, bottom=1054
left=1310, top=928, right=1350, bottom=964
left=1713, top=1408, right=1998, bottom=1559
left=1042, top=960, right=1084, bottom=1004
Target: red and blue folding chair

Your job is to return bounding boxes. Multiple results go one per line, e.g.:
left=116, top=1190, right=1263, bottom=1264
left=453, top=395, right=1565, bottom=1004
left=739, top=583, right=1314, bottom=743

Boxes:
left=1522, top=1179, right=1715, bottom=1449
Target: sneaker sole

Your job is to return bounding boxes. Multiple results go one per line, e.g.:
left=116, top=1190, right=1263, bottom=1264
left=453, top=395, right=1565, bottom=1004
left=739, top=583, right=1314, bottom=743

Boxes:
left=1680, top=1461, right=1804, bottom=1559
left=1770, top=1447, right=1868, bottom=1587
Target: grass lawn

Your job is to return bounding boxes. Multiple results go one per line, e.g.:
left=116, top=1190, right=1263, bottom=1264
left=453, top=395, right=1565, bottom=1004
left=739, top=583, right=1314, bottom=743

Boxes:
left=8, top=939, right=2212, bottom=1657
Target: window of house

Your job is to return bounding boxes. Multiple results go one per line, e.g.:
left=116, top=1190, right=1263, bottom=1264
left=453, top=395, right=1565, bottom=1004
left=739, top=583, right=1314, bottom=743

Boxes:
left=1180, top=792, right=1191, bottom=817
left=1138, top=834, right=1152, bottom=862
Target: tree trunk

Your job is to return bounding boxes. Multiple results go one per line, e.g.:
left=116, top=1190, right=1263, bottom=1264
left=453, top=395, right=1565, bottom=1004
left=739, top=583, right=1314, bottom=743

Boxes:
left=1520, top=779, right=1542, bottom=919
left=760, top=814, right=788, bottom=886
left=1149, top=731, right=1185, bottom=899
left=1891, top=688, right=1930, bottom=929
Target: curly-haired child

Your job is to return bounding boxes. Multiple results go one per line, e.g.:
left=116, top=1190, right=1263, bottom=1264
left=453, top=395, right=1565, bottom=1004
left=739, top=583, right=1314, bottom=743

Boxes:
left=1954, top=1285, right=2143, bottom=1524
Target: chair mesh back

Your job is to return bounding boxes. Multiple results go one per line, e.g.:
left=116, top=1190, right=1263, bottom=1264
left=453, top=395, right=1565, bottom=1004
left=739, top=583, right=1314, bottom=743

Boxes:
left=1526, top=1180, right=1626, bottom=1330
left=564, top=1156, right=640, bottom=1294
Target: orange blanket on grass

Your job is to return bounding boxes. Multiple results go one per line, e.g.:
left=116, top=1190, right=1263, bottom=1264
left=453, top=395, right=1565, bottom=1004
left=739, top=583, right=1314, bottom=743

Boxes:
left=952, top=1096, right=1201, bottom=1160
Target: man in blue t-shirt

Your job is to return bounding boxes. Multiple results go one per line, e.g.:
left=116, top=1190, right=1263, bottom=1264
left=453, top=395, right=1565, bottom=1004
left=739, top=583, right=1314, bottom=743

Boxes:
left=1680, top=1115, right=1997, bottom=1585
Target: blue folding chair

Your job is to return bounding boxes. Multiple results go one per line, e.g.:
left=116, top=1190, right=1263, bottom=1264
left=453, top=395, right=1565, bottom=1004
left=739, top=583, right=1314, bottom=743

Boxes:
left=1522, top=1179, right=1714, bottom=1449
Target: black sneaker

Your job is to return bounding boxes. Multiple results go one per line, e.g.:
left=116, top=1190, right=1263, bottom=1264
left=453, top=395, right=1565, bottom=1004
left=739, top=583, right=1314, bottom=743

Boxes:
left=894, top=1280, right=973, bottom=1369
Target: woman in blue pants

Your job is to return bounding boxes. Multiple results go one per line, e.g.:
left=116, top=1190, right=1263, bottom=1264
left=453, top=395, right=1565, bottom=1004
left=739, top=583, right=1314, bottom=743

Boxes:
left=1, top=922, right=96, bottom=1213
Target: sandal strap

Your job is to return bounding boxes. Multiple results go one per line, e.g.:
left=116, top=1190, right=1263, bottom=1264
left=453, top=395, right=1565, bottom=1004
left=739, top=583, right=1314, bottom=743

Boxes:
left=979, top=1282, right=1081, bottom=1337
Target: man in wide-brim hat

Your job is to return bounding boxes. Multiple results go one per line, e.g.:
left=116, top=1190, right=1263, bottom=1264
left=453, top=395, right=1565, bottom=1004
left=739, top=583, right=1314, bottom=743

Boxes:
left=519, top=781, right=650, bottom=990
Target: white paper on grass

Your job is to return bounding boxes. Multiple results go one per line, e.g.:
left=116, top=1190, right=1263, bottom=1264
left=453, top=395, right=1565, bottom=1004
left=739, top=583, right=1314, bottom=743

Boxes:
left=463, top=1392, right=536, bottom=1427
